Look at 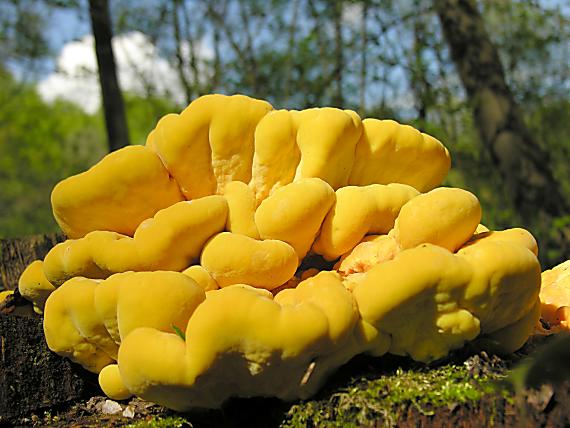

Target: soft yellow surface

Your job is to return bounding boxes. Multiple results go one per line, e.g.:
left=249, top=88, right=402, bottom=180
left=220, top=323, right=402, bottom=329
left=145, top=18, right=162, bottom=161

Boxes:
left=292, top=108, right=362, bottom=189
left=150, top=94, right=272, bottom=199
left=313, top=183, right=419, bottom=260
left=43, top=277, right=117, bottom=372
left=18, top=260, right=55, bottom=314
left=43, top=196, right=228, bottom=286
left=27, top=93, right=546, bottom=410
left=393, top=187, right=482, bottom=252
left=51, top=145, right=184, bottom=238
left=43, top=271, right=205, bottom=373
left=255, top=178, right=335, bottom=259
left=113, top=236, right=540, bottom=408
left=457, top=241, right=540, bottom=336
left=335, top=234, right=400, bottom=275
left=95, top=271, right=205, bottom=342
left=483, top=299, right=542, bottom=353
left=99, top=364, right=132, bottom=400
left=249, top=110, right=301, bottom=204
left=0, top=290, right=13, bottom=303
left=182, top=265, right=219, bottom=292
left=352, top=242, right=540, bottom=361
left=249, top=111, right=449, bottom=205
left=222, top=181, right=260, bottom=238
left=348, top=119, right=450, bottom=192
left=200, top=232, right=298, bottom=290
left=117, top=278, right=360, bottom=409
left=461, top=228, right=539, bottom=256
left=352, top=245, right=477, bottom=361
left=539, top=260, right=570, bottom=329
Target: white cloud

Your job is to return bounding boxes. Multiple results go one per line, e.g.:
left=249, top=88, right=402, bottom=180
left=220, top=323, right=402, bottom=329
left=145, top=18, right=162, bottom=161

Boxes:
left=342, top=3, right=363, bottom=27
left=37, top=31, right=212, bottom=114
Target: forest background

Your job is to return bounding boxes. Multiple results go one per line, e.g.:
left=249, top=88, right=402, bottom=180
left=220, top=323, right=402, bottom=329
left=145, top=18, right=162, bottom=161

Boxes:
left=0, top=0, right=568, bottom=267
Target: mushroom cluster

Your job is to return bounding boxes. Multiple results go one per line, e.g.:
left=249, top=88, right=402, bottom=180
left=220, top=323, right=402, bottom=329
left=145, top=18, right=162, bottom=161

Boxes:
left=18, top=94, right=543, bottom=410
left=539, top=260, right=570, bottom=332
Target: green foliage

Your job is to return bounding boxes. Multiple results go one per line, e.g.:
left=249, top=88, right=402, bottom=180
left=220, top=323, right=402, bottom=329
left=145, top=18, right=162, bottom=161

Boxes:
left=0, top=67, right=106, bottom=238
left=0, top=68, right=180, bottom=239
left=124, top=92, right=179, bottom=146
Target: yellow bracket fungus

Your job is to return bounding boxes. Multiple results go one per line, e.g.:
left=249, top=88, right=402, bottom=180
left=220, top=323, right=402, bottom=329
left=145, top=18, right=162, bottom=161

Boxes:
left=200, top=232, right=298, bottom=290
left=313, top=183, right=419, bottom=260
left=43, top=195, right=228, bottom=286
left=17, top=93, right=545, bottom=410
left=51, top=145, right=184, bottom=238
left=18, top=260, right=55, bottom=314
left=539, top=260, right=570, bottom=331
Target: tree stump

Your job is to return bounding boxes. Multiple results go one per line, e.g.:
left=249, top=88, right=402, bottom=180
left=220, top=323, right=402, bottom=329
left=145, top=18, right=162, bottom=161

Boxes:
left=0, top=233, right=64, bottom=291
left=0, top=313, right=97, bottom=422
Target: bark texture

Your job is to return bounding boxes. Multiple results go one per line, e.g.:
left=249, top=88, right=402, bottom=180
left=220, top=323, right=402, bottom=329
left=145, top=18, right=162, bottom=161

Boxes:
left=88, top=0, right=130, bottom=152
left=434, top=0, right=568, bottom=222
left=0, top=314, right=97, bottom=422
left=0, top=233, right=64, bottom=291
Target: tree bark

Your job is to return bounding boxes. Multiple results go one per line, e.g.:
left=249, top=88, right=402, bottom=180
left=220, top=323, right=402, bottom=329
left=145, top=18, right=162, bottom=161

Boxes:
left=284, top=0, right=300, bottom=105
left=332, top=0, right=344, bottom=107
left=0, top=233, right=64, bottom=291
left=0, top=314, right=97, bottom=422
left=434, top=0, right=568, bottom=220
left=88, top=0, right=130, bottom=152
left=172, top=0, right=193, bottom=105
left=359, top=0, right=368, bottom=115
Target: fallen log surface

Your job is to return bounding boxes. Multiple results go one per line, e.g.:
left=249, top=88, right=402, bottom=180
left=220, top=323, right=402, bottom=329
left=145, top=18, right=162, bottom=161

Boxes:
left=0, top=313, right=97, bottom=422
left=0, top=233, right=64, bottom=291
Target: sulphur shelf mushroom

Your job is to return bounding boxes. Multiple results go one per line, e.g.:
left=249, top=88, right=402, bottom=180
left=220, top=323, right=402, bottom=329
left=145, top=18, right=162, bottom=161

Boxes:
left=17, top=93, right=544, bottom=410
left=538, top=260, right=570, bottom=332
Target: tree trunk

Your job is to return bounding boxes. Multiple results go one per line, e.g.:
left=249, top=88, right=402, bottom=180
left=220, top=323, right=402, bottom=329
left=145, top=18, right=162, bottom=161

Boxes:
left=434, top=0, right=567, bottom=219
left=0, top=313, right=97, bottom=422
left=332, top=0, right=344, bottom=107
left=0, top=233, right=64, bottom=291
left=88, top=0, right=130, bottom=152
left=172, top=0, right=193, bottom=105
left=284, top=0, right=300, bottom=105
left=359, top=0, right=368, bottom=115
left=411, top=1, right=432, bottom=124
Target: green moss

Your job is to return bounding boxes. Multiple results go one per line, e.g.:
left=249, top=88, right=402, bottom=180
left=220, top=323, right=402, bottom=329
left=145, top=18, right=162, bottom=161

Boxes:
left=282, top=360, right=510, bottom=428
left=126, top=416, right=192, bottom=428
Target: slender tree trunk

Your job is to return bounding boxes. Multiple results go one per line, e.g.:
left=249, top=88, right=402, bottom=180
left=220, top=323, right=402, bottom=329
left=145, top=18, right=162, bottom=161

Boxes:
left=88, top=0, right=130, bottom=152
left=332, top=0, right=344, bottom=107
left=434, top=0, right=568, bottom=223
left=308, top=0, right=330, bottom=105
left=180, top=0, right=203, bottom=96
left=211, top=25, right=221, bottom=91
left=172, top=0, right=192, bottom=105
left=359, top=0, right=368, bottom=115
left=411, top=2, right=432, bottom=124
left=237, top=0, right=258, bottom=94
left=284, top=0, right=300, bottom=105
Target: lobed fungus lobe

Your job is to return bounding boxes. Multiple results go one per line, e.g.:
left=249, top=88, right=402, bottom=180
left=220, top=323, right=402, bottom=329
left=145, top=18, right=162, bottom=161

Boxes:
left=16, top=93, right=544, bottom=411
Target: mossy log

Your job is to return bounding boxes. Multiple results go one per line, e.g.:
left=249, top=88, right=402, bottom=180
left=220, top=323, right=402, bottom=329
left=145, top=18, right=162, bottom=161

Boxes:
left=0, top=233, right=64, bottom=291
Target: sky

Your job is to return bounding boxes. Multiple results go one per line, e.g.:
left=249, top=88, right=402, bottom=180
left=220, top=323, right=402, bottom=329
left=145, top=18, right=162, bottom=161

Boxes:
left=35, top=2, right=395, bottom=115
left=33, top=0, right=569, bottom=116
left=38, top=31, right=196, bottom=113
left=37, top=7, right=205, bottom=114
